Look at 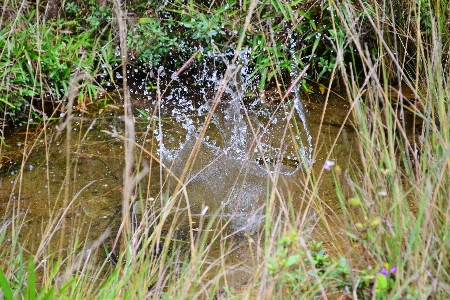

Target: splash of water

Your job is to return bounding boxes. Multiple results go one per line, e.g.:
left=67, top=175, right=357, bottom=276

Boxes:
left=156, top=48, right=313, bottom=231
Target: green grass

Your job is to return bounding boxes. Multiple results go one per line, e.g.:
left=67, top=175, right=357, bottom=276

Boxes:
left=1, top=0, right=450, bottom=299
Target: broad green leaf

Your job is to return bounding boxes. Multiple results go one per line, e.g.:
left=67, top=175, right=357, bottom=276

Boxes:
left=376, top=273, right=388, bottom=290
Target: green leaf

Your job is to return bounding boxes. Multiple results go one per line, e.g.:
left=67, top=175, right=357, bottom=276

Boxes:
left=0, top=227, right=6, bottom=244
left=138, top=18, right=152, bottom=24
left=369, top=216, right=381, bottom=227
left=376, top=273, right=388, bottom=291
left=267, top=257, right=278, bottom=272
left=258, top=68, right=267, bottom=90
left=216, top=2, right=234, bottom=15
left=56, top=277, right=76, bottom=297
left=0, top=97, right=17, bottom=109
left=0, top=269, right=14, bottom=300
left=270, top=0, right=280, bottom=13
left=198, top=13, right=208, bottom=24
left=161, top=292, right=169, bottom=300
left=136, top=108, right=150, bottom=118
left=26, top=256, right=36, bottom=300
left=311, top=36, right=320, bottom=54
left=285, top=254, right=301, bottom=268
left=348, top=197, right=361, bottom=206
left=39, top=286, right=55, bottom=300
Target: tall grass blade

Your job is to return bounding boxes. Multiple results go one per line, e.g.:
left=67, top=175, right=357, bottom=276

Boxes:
left=26, top=256, right=35, bottom=300
left=0, top=269, right=14, bottom=300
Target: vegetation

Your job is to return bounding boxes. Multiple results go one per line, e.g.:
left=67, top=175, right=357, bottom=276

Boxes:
left=0, top=2, right=116, bottom=122
left=1, top=0, right=449, bottom=299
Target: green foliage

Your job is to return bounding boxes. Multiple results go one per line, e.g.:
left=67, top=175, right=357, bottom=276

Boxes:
left=122, top=0, right=343, bottom=91
left=179, top=10, right=227, bottom=40
left=1, top=0, right=448, bottom=298
left=0, top=7, right=116, bottom=120
left=127, top=0, right=236, bottom=66
left=64, top=1, right=113, bottom=32
left=0, top=252, right=56, bottom=300
left=267, top=231, right=345, bottom=297
left=0, top=269, right=14, bottom=300
left=128, top=19, right=179, bottom=65
left=265, top=230, right=402, bottom=298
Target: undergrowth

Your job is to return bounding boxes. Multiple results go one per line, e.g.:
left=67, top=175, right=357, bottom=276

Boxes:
left=1, top=0, right=449, bottom=299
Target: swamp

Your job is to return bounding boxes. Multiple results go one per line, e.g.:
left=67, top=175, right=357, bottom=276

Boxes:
left=1, top=0, right=449, bottom=299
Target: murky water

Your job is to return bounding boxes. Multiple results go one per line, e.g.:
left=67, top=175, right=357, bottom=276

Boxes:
left=0, top=50, right=358, bottom=289
left=157, top=54, right=314, bottom=232
left=0, top=113, right=127, bottom=253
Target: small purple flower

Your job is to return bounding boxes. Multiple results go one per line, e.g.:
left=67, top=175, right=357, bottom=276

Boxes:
left=323, top=160, right=335, bottom=171
left=379, top=266, right=396, bottom=277
left=379, top=268, right=388, bottom=276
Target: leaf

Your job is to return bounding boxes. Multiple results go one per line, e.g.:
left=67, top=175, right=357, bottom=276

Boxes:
left=138, top=18, right=152, bottom=24
left=39, top=286, right=55, bottom=300
left=376, top=273, right=388, bottom=290
left=267, top=257, right=279, bottom=274
left=0, top=269, right=14, bottom=300
left=198, top=13, right=208, bottom=24
left=161, top=292, right=169, bottom=300
left=258, top=68, right=267, bottom=90
left=285, top=254, right=301, bottom=268
left=348, top=197, right=361, bottom=206
left=270, top=0, right=280, bottom=13
left=369, top=216, right=381, bottom=227
left=136, top=108, right=150, bottom=118
left=26, top=256, right=36, bottom=300
left=311, top=35, right=321, bottom=54
left=0, top=97, right=17, bottom=109
left=182, top=22, right=193, bottom=29
left=56, top=277, right=76, bottom=297
left=216, top=2, right=233, bottom=15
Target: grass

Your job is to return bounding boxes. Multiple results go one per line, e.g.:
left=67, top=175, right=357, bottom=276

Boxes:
left=1, top=0, right=450, bottom=299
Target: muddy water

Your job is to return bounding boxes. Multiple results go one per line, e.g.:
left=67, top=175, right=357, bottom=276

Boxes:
left=0, top=62, right=358, bottom=290
left=0, top=113, right=127, bottom=253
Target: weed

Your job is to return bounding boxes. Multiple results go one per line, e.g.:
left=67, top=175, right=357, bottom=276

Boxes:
left=1, top=0, right=449, bottom=299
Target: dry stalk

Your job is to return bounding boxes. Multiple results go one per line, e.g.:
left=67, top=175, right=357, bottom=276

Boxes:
left=112, top=0, right=138, bottom=253
left=57, top=73, right=93, bottom=261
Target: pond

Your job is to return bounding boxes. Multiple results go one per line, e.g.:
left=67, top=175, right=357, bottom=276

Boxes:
left=0, top=51, right=358, bottom=289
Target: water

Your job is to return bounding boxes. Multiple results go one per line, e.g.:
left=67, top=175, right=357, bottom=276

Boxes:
left=0, top=49, right=359, bottom=291
left=155, top=49, right=314, bottom=231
